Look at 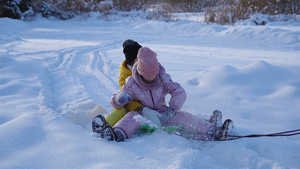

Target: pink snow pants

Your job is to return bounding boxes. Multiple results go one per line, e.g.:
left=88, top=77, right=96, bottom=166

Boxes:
left=166, top=111, right=215, bottom=140
left=113, top=111, right=141, bottom=139
left=114, top=110, right=215, bottom=140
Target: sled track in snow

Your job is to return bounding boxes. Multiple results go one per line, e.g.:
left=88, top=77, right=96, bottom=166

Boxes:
left=41, top=41, right=121, bottom=116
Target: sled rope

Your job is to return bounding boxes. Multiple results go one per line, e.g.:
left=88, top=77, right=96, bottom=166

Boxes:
left=187, top=128, right=300, bottom=141
left=140, top=125, right=300, bottom=141
left=158, top=127, right=300, bottom=141
left=223, top=128, right=300, bottom=141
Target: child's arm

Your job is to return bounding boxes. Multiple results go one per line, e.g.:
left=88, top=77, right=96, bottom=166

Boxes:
left=111, top=76, right=135, bottom=109
left=164, top=74, right=187, bottom=110
left=119, top=61, right=143, bottom=111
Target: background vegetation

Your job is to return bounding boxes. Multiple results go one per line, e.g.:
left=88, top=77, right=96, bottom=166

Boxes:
left=0, top=0, right=299, bottom=24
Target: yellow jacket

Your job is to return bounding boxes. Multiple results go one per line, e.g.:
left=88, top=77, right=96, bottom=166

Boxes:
left=118, top=60, right=143, bottom=111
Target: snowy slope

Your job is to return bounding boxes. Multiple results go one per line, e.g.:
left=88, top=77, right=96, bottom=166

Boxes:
left=0, top=15, right=300, bottom=169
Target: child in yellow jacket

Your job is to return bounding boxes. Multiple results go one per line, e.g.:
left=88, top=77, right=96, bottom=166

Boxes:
left=94, top=40, right=143, bottom=130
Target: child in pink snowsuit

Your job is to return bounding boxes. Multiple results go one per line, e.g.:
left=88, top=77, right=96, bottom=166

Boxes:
left=110, top=47, right=224, bottom=141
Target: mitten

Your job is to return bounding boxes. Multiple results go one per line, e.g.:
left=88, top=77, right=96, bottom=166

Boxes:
left=115, top=92, right=132, bottom=107
left=160, top=107, right=176, bottom=125
left=139, top=107, right=162, bottom=127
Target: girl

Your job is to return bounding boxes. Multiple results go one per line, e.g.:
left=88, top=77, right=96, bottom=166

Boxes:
left=93, top=47, right=232, bottom=142
left=92, top=39, right=144, bottom=132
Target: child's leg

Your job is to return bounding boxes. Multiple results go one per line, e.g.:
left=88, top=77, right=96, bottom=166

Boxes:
left=165, top=111, right=215, bottom=139
left=105, top=107, right=127, bottom=126
left=113, top=111, right=141, bottom=139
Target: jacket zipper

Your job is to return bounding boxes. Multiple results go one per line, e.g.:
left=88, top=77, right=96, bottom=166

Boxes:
left=149, top=90, right=155, bottom=109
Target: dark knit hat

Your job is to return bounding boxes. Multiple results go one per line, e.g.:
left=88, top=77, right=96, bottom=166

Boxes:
left=123, top=39, right=142, bottom=65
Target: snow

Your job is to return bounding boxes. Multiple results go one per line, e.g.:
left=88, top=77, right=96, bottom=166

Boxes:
left=0, top=14, right=300, bottom=169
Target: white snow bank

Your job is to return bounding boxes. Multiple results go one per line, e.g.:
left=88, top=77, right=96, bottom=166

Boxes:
left=184, top=61, right=300, bottom=132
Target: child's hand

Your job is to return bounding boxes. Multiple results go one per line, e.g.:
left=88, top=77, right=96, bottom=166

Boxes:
left=115, top=92, right=132, bottom=107
left=140, top=107, right=162, bottom=127
left=159, top=108, right=176, bottom=125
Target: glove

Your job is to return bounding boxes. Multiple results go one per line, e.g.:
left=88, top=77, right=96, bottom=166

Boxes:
left=160, top=107, right=176, bottom=125
left=140, top=107, right=162, bottom=127
left=115, top=92, right=132, bottom=107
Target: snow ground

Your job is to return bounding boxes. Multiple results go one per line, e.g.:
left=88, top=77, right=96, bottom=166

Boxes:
left=0, top=14, right=300, bottom=169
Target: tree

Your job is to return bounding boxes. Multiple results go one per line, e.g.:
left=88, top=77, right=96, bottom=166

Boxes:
left=1, top=0, right=32, bottom=19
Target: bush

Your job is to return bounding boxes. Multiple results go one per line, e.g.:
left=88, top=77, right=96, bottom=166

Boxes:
left=31, top=0, right=109, bottom=20
left=204, top=0, right=300, bottom=25
left=164, top=0, right=206, bottom=12
left=112, top=0, right=150, bottom=11
left=0, top=0, right=33, bottom=19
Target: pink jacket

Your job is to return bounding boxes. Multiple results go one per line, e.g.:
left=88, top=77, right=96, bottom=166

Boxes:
left=111, top=63, right=187, bottom=113
left=111, top=63, right=214, bottom=140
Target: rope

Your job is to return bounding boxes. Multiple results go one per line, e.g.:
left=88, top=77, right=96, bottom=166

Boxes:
left=223, top=129, right=300, bottom=141
left=165, top=128, right=300, bottom=141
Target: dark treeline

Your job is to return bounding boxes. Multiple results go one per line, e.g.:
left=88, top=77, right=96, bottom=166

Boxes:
left=0, top=0, right=299, bottom=24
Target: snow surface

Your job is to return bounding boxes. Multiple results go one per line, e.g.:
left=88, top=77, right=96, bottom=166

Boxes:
left=0, top=14, right=300, bottom=169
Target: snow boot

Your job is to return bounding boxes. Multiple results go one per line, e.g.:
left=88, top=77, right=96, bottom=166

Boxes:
left=212, top=119, right=234, bottom=141
left=92, top=115, right=126, bottom=142
left=114, top=128, right=126, bottom=142
left=92, top=114, right=109, bottom=133
left=208, top=110, right=223, bottom=127
left=92, top=114, right=115, bottom=141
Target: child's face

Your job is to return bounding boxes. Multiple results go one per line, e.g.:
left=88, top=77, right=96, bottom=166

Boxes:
left=131, top=58, right=138, bottom=66
left=143, top=75, right=157, bottom=83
